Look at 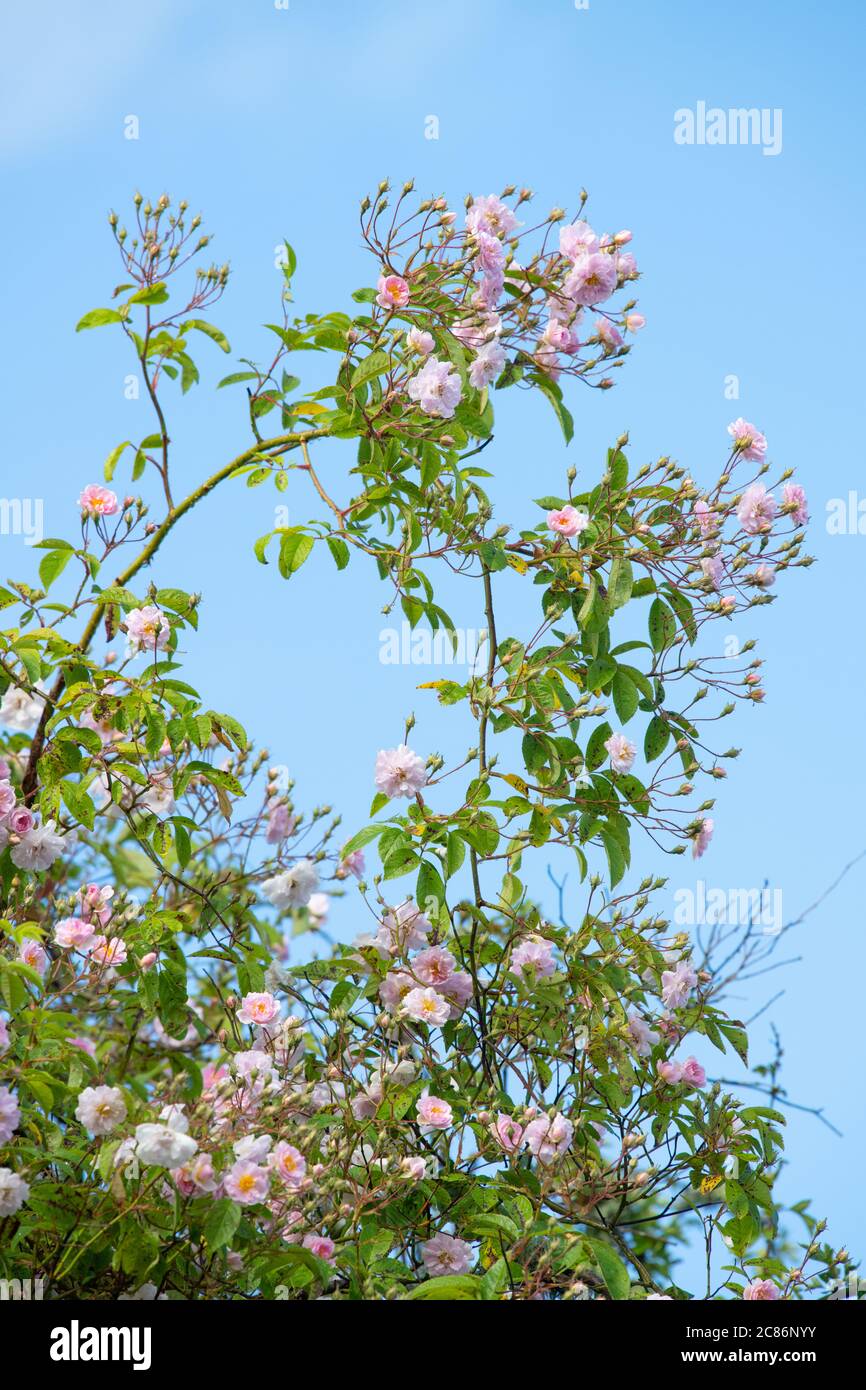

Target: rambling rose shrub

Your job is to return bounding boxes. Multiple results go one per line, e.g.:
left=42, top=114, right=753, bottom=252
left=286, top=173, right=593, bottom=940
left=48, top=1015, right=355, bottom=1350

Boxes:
left=0, top=184, right=852, bottom=1300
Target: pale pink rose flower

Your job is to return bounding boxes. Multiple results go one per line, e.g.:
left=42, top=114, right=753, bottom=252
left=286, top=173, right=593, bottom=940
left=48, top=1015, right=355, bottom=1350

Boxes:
left=547, top=504, right=589, bottom=538
left=626, top=313, right=646, bottom=332
left=452, top=312, right=502, bottom=350
left=125, top=605, right=171, bottom=655
left=77, top=883, right=114, bottom=926
left=422, top=1232, right=473, bottom=1276
left=303, top=1233, right=336, bottom=1264
left=616, top=251, right=638, bottom=280
left=10, top=818, right=66, bottom=871
left=511, top=936, right=556, bottom=982
left=542, top=318, right=581, bottom=354
left=0, top=684, right=45, bottom=732
left=262, top=858, right=318, bottom=910
left=701, top=554, right=724, bottom=589
left=140, top=952, right=158, bottom=970
left=173, top=1153, right=217, bottom=1194
left=54, top=916, right=96, bottom=951
left=751, top=564, right=776, bottom=588
left=232, top=1133, right=273, bottom=1162
left=661, top=960, right=698, bottom=1010
left=736, top=484, right=776, bottom=535
left=270, top=1141, right=306, bottom=1188
left=412, top=946, right=455, bottom=986
left=265, top=800, right=293, bottom=844
left=378, top=899, right=432, bottom=954
left=491, top=1113, right=524, bottom=1154
left=91, top=935, right=128, bottom=967
left=6, top=806, right=34, bottom=836
left=375, top=273, right=410, bottom=310
left=406, top=357, right=462, bottom=419
left=474, top=230, right=506, bottom=272
left=605, top=732, right=636, bottom=774
left=401, top=1155, right=427, bottom=1181
left=416, top=1091, right=453, bottom=1131
left=743, top=1279, right=780, bottom=1301
left=564, top=252, right=618, bottom=306
left=202, top=1063, right=229, bottom=1091
left=613, top=230, right=633, bottom=246
left=337, top=849, right=365, bottom=879
left=75, top=1084, right=126, bottom=1135
left=657, top=1059, right=683, bottom=1085
left=692, top=817, right=714, bottom=860
left=680, top=1056, right=706, bottom=1088
left=374, top=744, right=427, bottom=799
left=379, top=970, right=416, bottom=1011
left=469, top=339, right=506, bottom=390
left=782, top=483, right=808, bottom=526
left=0, top=1086, right=21, bottom=1143
left=0, top=780, right=16, bottom=817
left=595, top=317, right=623, bottom=351
left=559, top=221, right=600, bottom=261
left=628, top=1012, right=660, bottom=1057
left=466, top=194, right=519, bottom=239
left=223, top=1159, right=270, bottom=1205
left=437, top=971, right=473, bottom=1017
left=0, top=1168, right=30, bottom=1216
left=524, top=1112, right=573, bottom=1165
left=403, top=986, right=450, bottom=1027
left=78, top=483, right=119, bottom=518
left=307, top=892, right=329, bottom=922
left=727, top=418, right=767, bottom=462
left=693, top=499, right=718, bottom=537
left=19, top=939, right=48, bottom=974
left=406, top=327, right=434, bottom=355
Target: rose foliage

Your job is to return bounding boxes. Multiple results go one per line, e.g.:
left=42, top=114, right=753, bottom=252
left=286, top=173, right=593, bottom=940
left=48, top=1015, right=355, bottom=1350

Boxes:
left=0, top=183, right=851, bottom=1301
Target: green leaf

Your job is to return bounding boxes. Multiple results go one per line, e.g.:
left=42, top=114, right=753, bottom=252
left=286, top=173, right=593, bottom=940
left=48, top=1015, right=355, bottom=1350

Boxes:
left=649, top=598, right=677, bottom=653
left=585, top=721, right=613, bottom=772
left=611, top=670, right=639, bottom=724
left=644, top=716, right=670, bottom=762
left=351, top=351, right=391, bottom=390
left=203, top=1198, right=242, bottom=1250
left=416, top=859, right=445, bottom=913
left=326, top=536, right=350, bottom=570
left=76, top=308, right=123, bottom=331
left=182, top=319, right=231, bottom=352
left=407, top=1275, right=481, bottom=1301
left=60, top=779, right=95, bottom=831
left=529, top=372, right=574, bottom=444
left=128, top=282, right=169, bottom=306
left=104, top=440, right=132, bottom=482
left=278, top=532, right=314, bottom=578
left=585, top=1239, right=631, bottom=1300
left=39, top=549, right=73, bottom=590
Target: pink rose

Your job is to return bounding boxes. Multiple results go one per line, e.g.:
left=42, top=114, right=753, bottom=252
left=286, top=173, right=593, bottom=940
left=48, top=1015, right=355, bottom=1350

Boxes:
left=78, top=483, right=119, bottom=518
left=376, top=273, right=410, bottom=310
left=547, top=504, right=589, bottom=538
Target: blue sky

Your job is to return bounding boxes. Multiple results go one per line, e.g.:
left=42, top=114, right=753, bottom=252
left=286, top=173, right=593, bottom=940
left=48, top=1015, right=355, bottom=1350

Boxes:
left=2, top=0, right=864, bottom=1285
